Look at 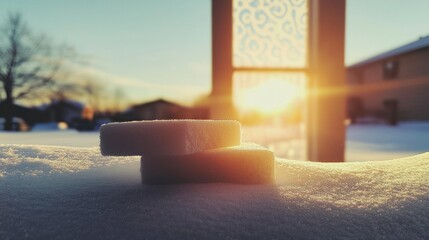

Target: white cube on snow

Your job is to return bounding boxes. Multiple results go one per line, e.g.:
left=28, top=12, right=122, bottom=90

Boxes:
left=100, top=120, right=241, bottom=156
left=140, top=143, right=275, bottom=184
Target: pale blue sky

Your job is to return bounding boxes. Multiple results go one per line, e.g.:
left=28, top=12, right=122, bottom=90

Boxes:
left=1, top=0, right=428, bottom=104
left=346, top=0, right=429, bottom=65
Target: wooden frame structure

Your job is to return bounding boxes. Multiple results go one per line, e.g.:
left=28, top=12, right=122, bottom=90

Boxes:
left=211, top=0, right=346, bottom=162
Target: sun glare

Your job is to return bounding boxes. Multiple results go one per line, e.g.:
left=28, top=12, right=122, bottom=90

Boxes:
left=235, top=78, right=305, bottom=115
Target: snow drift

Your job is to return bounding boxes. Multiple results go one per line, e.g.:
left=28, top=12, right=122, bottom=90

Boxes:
left=0, top=144, right=428, bottom=239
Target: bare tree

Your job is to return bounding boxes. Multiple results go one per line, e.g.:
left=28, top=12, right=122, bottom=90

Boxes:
left=0, top=13, right=68, bottom=130
left=112, top=87, right=126, bottom=113
left=81, top=79, right=105, bottom=112
left=50, top=82, right=83, bottom=101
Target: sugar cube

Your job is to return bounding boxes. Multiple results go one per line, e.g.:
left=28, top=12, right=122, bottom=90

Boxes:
left=100, top=120, right=241, bottom=156
left=140, top=143, right=275, bottom=184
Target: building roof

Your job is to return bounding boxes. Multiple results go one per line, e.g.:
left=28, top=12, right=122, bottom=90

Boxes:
left=349, top=35, right=429, bottom=69
left=37, top=99, right=85, bottom=111
left=131, top=98, right=184, bottom=109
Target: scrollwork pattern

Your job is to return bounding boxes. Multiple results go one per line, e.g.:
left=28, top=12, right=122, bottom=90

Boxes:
left=233, top=0, right=308, bottom=68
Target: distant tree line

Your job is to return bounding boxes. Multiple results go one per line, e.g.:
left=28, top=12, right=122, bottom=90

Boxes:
left=0, top=13, right=126, bottom=130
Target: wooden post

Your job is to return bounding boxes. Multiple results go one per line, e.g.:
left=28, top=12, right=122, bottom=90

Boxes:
left=211, top=0, right=235, bottom=119
left=307, top=0, right=346, bottom=162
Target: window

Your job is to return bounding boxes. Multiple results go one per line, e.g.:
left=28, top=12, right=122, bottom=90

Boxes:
left=232, top=0, right=308, bottom=118
left=383, top=60, right=399, bottom=79
left=232, top=0, right=308, bottom=160
left=212, top=0, right=347, bottom=162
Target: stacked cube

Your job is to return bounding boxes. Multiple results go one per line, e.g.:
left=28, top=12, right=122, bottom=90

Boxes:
left=100, top=120, right=274, bottom=184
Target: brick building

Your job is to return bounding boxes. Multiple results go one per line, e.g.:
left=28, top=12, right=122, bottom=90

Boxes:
left=347, top=35, right=429, bottom=124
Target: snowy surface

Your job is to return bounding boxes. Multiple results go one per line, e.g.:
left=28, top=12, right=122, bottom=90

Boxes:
left=244, top=122, right=429, bottom=161
left=0, top=145, right=136, bottom=178
left=346, top=122, right=429, bottom=161
left=2, top=122, right=428, bottom=161
left=0, top=130, right=99, bottom=147
left=5, top=122, right=429, bottom=162
left=0, top=144, right=428, bottom=239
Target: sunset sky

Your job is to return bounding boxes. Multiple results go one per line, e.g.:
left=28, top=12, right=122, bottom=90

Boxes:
left=1, top=0, right=429, bottom=105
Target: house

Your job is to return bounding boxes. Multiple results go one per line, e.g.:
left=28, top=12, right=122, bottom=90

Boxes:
left=40, top=100, right=86, bottom=127
left=347, top=35, right=429, bottom=124
left=121, top=99, right=185, bottom=121
left=120, top=99, right=209, bottom=121
left=0, top=99, right=88, bottom=131
left=0, top=101, right=47, bottom=128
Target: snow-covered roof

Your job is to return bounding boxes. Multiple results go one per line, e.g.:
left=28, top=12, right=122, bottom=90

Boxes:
left=349, top=35, right=429, bottom=68
left=132, top=98, right=184, bottom=109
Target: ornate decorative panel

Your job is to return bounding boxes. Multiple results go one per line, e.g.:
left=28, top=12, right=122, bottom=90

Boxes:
left=233, top=0, right=308, bottom=68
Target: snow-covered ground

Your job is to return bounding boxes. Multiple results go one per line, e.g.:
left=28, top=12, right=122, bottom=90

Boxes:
left=346, top=122, right=429, bottom=161
left=0, top=123, right=428, bottom=239
left=0, top=145, right=428, bottom=239
left=0, top=130, right=100, bottom=148
left=2, top=122, right=428, bottom=161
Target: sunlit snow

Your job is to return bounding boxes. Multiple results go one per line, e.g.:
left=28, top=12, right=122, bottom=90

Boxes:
left=0, top=144, right=428, bottom=239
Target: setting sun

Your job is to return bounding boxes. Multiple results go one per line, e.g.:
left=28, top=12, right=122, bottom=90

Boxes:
left=234, top=78, right=305, bottom=115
